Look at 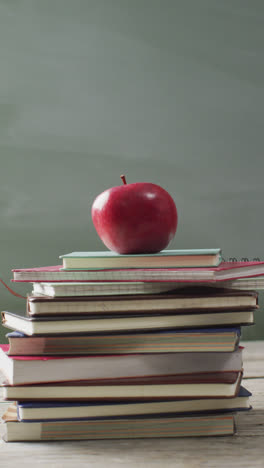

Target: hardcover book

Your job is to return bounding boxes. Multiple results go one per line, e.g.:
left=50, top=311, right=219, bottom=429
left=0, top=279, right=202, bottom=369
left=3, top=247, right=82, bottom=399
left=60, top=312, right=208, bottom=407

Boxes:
left=1, top=310, right=255, bottom=335
left=16, top=386, right=251, bottom=421
left=0, top=344, right=243, bottom=385
left=59, top=249, right=222, bottom=269
left=26, top=288, right=258, bottom=316
left=6, top=328, right=241, bottom=355
left=1, top=371, right=242, bottom=401
left=2, top=406, right=235, bottom=441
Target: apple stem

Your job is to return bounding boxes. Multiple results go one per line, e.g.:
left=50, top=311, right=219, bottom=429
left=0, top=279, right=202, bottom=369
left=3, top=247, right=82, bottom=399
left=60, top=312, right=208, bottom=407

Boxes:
left=120, top=174, right=127, bottom=185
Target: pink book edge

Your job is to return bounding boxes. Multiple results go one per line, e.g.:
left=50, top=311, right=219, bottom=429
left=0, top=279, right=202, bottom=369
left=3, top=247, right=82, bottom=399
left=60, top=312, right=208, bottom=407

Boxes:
left=0, top=345, right=167, bottom=362
left=11, top=261, right=264, bottom=283
left=12, top=261, right=264, bottom=273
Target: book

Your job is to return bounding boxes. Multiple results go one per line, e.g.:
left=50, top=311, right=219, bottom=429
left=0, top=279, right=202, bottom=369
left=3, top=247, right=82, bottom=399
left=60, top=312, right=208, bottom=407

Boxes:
left=1, top=371, right=242, bottom=401
left=31, top=281, right=179, bottom=297
left=16, top=386, right=251, bottom=421
left=26, top=288, right=258, bottom=316
left=12, top=261, right=264, bottom=283
left=2, top=407, right=235, bottom=441
left=60, top=249, right=222, bottom=269
left=5, top=328, right=241, bottom=355
left=1, top=310, right=255, bottom=335
left=0, top=344, right=243, bottom=385
left=211, top=276, right=264, bottom=291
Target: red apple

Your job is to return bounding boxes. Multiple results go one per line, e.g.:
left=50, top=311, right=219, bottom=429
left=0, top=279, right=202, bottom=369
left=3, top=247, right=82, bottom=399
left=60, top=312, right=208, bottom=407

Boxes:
left=91, top=175, right=178, bottom=254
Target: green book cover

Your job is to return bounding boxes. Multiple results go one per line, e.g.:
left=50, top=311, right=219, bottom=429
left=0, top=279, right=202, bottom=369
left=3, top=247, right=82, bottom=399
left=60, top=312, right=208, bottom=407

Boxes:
left=60, top=249, right=221, bottom=259
left=59, top=249, right=222, bottom=270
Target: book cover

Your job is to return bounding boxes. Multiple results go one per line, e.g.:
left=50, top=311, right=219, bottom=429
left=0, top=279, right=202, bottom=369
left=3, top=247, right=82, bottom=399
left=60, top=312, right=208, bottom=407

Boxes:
left=60, top=249, right=222, bottom=258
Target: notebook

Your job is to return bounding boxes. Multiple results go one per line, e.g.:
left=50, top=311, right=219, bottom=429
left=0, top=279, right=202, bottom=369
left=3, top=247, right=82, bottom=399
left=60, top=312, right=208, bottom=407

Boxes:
left=12, top=261, right=264, bottom=283
left=31, top=281, right=179, bottom=297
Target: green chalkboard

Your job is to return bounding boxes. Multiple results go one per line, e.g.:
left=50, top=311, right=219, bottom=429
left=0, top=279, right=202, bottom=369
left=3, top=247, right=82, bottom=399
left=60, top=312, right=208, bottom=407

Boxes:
left=1, top=0, right=264, bottom=342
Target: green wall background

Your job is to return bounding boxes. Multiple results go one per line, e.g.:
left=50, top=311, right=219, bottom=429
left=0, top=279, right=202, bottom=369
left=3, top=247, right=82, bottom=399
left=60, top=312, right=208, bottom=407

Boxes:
left=1, top=0, right=264, bottom=342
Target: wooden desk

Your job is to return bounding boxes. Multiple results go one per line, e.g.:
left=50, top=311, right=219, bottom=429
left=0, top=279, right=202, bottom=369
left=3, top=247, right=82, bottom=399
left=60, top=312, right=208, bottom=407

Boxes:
left=1, top=341, right=264, bottom=468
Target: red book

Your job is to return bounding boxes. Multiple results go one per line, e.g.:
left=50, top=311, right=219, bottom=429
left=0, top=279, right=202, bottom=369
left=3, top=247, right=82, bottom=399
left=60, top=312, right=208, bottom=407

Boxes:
left=12, top=261, right=264, bottom=283
left=0, top=344, right=243, bottom=386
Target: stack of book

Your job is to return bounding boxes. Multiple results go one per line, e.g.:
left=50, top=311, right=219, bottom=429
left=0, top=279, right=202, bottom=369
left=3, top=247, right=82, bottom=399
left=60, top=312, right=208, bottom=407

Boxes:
left=1, top=248, right=263, bottom=441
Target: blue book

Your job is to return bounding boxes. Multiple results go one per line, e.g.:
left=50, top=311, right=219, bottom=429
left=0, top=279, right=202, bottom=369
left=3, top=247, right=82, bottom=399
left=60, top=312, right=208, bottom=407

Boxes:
left=17, top=386, right=251, bottom=422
